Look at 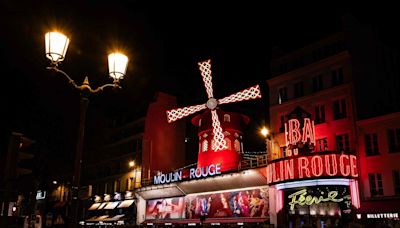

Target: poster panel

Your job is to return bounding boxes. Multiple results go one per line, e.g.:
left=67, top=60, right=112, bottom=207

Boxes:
left=145, top=187, right=269, bottom=220
left=146, top=197, right=185, bottom=219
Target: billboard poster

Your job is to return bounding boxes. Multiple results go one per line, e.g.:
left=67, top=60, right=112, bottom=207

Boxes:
left=145, top=187, right=269, bottom=220
left=146, top=197, right=185, bottom=219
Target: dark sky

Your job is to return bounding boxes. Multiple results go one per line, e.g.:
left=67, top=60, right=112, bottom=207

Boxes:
left=2, top=1, right=400, bottom=179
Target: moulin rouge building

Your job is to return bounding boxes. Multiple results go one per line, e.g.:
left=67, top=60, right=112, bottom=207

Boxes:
left=130, top=57, right=362, bottom=227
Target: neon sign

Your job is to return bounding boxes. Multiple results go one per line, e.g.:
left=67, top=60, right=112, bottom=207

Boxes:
left=266, top=152, right=358, bottom=185
left=154, top=163, right=222, bottom=185
left=288, top=189, right=346, bottom=211
left=285, top=118, right=315, bottom=156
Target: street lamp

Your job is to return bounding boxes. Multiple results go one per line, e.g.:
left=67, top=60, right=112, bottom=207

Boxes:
left=44, top=31, right=129, bottom=227
left=260, top=127, right=271, bottom=164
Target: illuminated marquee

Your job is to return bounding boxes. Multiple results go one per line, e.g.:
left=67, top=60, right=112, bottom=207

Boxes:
left=266, top=152, right=358, bottom=185
left=154, top=163, right=222, bottom=185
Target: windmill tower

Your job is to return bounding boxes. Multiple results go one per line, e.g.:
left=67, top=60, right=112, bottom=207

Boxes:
left=166, top=59, right=262, bottom=172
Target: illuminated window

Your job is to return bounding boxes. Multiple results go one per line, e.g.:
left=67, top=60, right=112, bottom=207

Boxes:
left=225, top=138, right=232, bottom=150
left=278, top=87, right=287, bottom=104
left=279, top=114, right=286, bottom=133
left=234, top=139, right=240, bottom=152
left=393, top=170, right=400, bottom=196
left=294, top=81, right=304, bottom=98
left=336, top=133, right=350, bottom=152
left=369, top=173, right=384, bottom=197
left=202, top=140, right=208, bottom=152
left=312, top=74, right=323, bottom=92
left=280, top=146, right=286, bottom=158
left=365, top=133, right=379, bottom=156
left=315, top=104, right=325, bottom=124
left=331, top=68, right=344, bottom=86
left=388, top=128, right=400, bottom=153
left=333, top=98, right=347, bottom=120
left=223, top=114, right=231, bottom=122
left=316, top=138, right=328, bottom=151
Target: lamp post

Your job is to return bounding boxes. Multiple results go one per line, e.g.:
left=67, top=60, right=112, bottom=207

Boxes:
left=260, top=127, right=271, bottom=164
left=44, top=31, right=129, bottom=227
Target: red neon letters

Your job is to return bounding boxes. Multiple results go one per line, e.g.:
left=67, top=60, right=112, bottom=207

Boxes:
left=285, top=118, right=316, bottom=148
left=266, top=153, right=358, bottom=185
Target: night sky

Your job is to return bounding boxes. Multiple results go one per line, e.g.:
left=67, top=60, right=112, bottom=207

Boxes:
left=2, top=1, right=400, bottom=180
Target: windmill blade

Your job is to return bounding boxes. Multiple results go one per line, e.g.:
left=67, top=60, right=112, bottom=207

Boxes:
left=211, top=110, right=227, bottom=151
left=198, top=59, right=214, bottom=99
left=166, top=104, right=207, bottom=123
left=218, top=85, right=262, bottom=105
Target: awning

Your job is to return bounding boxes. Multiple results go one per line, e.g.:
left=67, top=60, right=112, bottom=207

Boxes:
left=136, top=169, right=268, bottom=200
left=356, top=199, right=400, bottom=213
left=117, top=199, right=134, bottom=208
left=88, top=203, right=101, bottom=210
left=105, top=214, right=125, bottom=221
left=104, top=202, right=120, bottom=210
left=97, top=202, right=107, bottom=210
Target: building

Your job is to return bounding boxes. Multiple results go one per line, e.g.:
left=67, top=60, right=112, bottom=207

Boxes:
left=267, top=14, right=400, bottom=227
left=80, top=92, right=186, bottom=226
left=356, top=112, right=400, bottom=226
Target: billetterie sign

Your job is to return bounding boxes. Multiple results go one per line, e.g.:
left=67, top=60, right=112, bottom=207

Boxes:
left=153, top=163, right=222, bottom=185
left=266, top=152, right=358, bottom=185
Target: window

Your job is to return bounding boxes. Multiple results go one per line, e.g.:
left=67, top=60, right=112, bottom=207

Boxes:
left=280, top=146, right=286, bottom=158
left=279, top=115, right=286, bottom=133
left=333, top=98, right=347, bottom=119
left=365, top=133, right=379, bottom=156
left=294, top=81, right=304, bottom=98
left=332, top=68, right=344, bottom=86
left=316, top=138, right=328, bottom=151
left=388, top=128, right=400, bottom=152
left=125, top=179, right=129, bottom=191
left=393, top=170, right=400, bottom=196
left=315, top=104, right=325, bottom=124
left=369, top=173, right=384, bottom=197
left=336, top=133, right=350, bottom=152
left=202, top=140, right=208, bottom=152
left=234, top=139, right=241, bottom=152
left=278, top=87, right=288, bottom=104
left=225, top=138, right=232, bottom=150
left=223, top=114, right=230, bottom=122
left=199, top=119, right=202, bottom=127
left=312, top=74, right=323, bottom=92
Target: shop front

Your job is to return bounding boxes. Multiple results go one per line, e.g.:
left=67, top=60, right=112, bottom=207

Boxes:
left=264, top=151, right=360, bottom=227
left=355, top=199, right=400, bottom=227
left=136, top=167, right=271, bottom=226
left=82, top=191, right=136, bottom=226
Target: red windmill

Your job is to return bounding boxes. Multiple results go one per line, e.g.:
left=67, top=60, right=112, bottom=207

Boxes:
left=166, top=59, right=262, bottom=170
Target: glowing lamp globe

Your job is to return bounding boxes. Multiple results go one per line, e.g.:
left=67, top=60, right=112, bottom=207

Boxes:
left=45, top=32, right=70, bottom=63
left=108, top=53, right=128, bottom=81
left=261, top=127, right=269, bottom=137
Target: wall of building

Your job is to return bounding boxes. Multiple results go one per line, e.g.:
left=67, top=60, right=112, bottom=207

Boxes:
left=142, top=92, right=186, bottom=179
left=357, top=112, right=400, bottom=199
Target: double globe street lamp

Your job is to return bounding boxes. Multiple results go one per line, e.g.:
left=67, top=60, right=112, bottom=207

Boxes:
left=44, top=31, right=129, bottom=227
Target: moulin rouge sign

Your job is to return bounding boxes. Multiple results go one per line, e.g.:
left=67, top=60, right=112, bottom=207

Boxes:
left=265, top=117, right=359, bottom=185
left=266, top=153, right=358, bottom=185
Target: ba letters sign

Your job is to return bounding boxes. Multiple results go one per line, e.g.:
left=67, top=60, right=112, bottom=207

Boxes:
left=154, top=164, right=222, bottom=185
left=266, top=152, right=358, bottom=185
